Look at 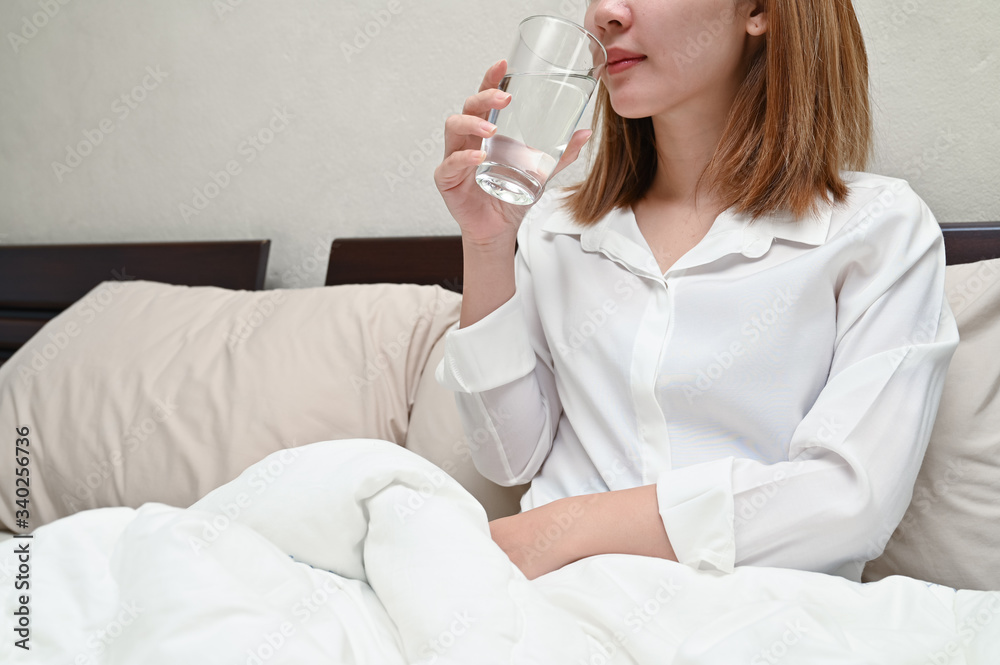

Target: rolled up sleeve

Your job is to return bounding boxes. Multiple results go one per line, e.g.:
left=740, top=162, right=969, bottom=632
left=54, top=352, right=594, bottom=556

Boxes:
left=653, top=183, right=961, bottom=579
left=655, top=457, right=735, bottom=572
left=434, top=290, right=537, bottom=394
left=434, top=198, right=564, bottom=487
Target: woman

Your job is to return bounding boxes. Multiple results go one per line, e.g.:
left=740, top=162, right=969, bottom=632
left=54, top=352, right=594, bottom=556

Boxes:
left=432, top=0, right=959, bottom=582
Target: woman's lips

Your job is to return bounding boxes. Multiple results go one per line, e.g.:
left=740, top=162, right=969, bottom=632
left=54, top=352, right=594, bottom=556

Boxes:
left=607, top=56, right=646, bottom=75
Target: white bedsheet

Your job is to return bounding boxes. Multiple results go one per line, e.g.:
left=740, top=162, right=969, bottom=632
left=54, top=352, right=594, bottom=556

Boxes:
left=2, top=438, right=997, bottom=664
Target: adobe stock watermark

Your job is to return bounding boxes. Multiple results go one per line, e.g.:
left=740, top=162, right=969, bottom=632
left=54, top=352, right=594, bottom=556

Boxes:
left=436, top=404, right=514, bottom=477
left=341, top=0, right=406, bottom=63
left=733, top=411, right=840, bottom=528
left=244, top=574, right=351, bottom=664
left=680, top=285, right=798, bottom=404
left=749, top=616, right=810, bottom=665
left=623, top=577, right=681, bottom=634
left=734, top=460, right=810, bottom=528
left=413, top=611, right=478, bottom=665
left=350, top=291, right=456, bottom=393
left=51, top=66, right=169, bottom=183
left=72, top=600, right=144, bottom=664
left=227, top=236, right=337, bottom=349
left=672, top=3, right=741, bottom=68
left=845, top=185, right=905, bottom=245
left=555, top=272, right=642, bottom=359
left=0, top=542, right=24, bottom=587
left=178, top=106, right=293, bottom=222
left=866, top=456, right=968, bottom=562
left=948, top=251, right=1000, bottom=317
left=577, top=575, right=681, bottom=665
left=571, top=456, right=634, bottom=497
left=288, top=575, right=344, bottom=625
left=212, top=0, right=249, bottom=20
left=554, top=0, right=589, bottom=21
left=16, top=268, right=136, bottom=387
left=518, top=500, right=586, bottom=570
left=7, top=0, right=74, bottom=54
left=282, top=236, right=336, bottom=288
left=394, top=465, right=453, bottom=523
left=871, top=0, right=922, bottom=43
left=385, top=109, right=452, bottom=192
left=971, top=53, right=996, bottom=75
left=244, top=621, right=294, bottom=665
left=924, top=594, right=1000, bottom=665
left=885, top=304, right=954, bottom=371
left=846, top=130, right=960, bottom=245
left=226, top=291, right=287, bottom=350
left=900, top=127, right=961, bottom=182
left=188, top=446, right=303, bottom=555
left=59, top=395, right=179, bottom=514
left=907, top=458, right=967, bottom=518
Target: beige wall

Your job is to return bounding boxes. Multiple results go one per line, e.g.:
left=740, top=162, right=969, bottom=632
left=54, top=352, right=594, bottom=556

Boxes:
left=1, top=0, right=996, bottom=288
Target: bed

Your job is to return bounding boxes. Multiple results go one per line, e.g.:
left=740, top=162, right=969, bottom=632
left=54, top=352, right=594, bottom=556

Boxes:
left=0, top=240, right=270, bottom=368
left=0, top=220, right=998, bottom=663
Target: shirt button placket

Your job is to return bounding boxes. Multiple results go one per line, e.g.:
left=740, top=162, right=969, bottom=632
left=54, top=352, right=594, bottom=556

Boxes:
left=629, top=278, right=674, bottom=484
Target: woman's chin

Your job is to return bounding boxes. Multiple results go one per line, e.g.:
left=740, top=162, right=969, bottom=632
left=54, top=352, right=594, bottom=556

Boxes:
left=608, top=97, right=652, bottom=120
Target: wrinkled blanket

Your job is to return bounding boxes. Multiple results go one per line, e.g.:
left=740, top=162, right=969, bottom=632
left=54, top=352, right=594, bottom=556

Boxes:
left=2, top=439, right=998, bottom=664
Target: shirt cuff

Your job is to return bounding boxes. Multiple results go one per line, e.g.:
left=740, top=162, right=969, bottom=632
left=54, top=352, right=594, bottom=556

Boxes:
left=655, top=457, right=735, bottom=574
left=434, top=290, right=537, bottom=393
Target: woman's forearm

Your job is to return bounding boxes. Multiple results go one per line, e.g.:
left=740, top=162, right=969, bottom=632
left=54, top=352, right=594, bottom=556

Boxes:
left=490, top=484, right=677, bottom=579
left=557, top=484, right=677, bottom=564
left=459, top=233, right=517, bottom=329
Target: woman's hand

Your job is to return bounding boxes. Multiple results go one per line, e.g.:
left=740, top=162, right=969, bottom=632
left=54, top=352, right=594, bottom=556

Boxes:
left=433, top=59, right=595, bottom=246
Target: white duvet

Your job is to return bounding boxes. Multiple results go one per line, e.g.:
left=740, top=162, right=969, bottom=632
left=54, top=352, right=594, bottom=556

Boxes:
left=3, top=439, right=998, bottom=664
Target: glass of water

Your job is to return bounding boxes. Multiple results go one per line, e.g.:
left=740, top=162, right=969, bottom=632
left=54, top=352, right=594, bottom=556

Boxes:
left=475, top=15, right=607, bottom=206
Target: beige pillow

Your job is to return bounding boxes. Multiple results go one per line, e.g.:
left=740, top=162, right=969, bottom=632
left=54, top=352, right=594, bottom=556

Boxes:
left=0, top=280, right=458, bottom=531
left=404, top=304, right=529, bottom=521
left=863, top=257, right=1000, bottom=590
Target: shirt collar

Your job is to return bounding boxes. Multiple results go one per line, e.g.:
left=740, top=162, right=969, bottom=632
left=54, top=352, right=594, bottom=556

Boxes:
left=740, top=202, right=833, bottom=251
left=539, top=192, right=834, bottom=277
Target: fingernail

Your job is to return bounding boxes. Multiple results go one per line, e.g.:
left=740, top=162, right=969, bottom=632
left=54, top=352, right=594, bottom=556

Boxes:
left=497, top=91, right=512, bottom=102
left=582, top=130, right=594, bottom=141
left=494, top=58, right=505, bottom=69
left=481, top=121, right=497, bottom=135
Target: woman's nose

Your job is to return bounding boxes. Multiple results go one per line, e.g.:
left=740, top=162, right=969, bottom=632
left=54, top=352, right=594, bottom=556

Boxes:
left=587, top=0, right=633, bottom=37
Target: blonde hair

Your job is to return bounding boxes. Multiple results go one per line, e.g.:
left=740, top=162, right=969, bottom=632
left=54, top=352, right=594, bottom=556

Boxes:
left=560, top=0, right=873, bottom=225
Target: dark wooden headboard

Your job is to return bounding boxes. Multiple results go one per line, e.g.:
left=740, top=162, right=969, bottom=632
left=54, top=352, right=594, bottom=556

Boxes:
left=2, top=222, right=997, bottom=367
left=0, top=240, right=270, bottom=366
left=325, top=222, right=1000, bottom=293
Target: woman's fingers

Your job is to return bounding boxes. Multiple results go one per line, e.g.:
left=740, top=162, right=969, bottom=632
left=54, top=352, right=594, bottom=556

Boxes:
left=433, top=148, right=487, bottom=194
left=436, top=60, right=595, bottom=197
left=459, top=59, right=509, bottom=121
left=439, top=61, right=511, bottom=170
left=434, top=61, right=512, bottom=199
left=439, top=123, right=594, bottom=194
left=461, top=87, right=513, bottom=119
left=550, top=128, right=595, bottom=180
left=443, top=90, right=511, bottom=157
left=478, top=59, right=507, bottom=94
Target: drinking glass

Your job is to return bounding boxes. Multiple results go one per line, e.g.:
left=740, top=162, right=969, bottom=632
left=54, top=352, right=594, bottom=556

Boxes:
left=475, top=15, right=606, bottom=205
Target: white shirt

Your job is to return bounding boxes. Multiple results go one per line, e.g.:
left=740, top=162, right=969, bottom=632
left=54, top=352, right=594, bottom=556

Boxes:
left=435, top=171, right=959, bottom=581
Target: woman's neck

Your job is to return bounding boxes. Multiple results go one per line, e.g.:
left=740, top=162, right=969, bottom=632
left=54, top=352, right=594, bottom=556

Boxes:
left=643, top=60, right=745, bottom=210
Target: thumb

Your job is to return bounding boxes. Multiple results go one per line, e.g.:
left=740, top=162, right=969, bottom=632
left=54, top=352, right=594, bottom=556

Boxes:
left=551, top=128, right=595, bottom=178
left=568, top=128, right=594, bottom=158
